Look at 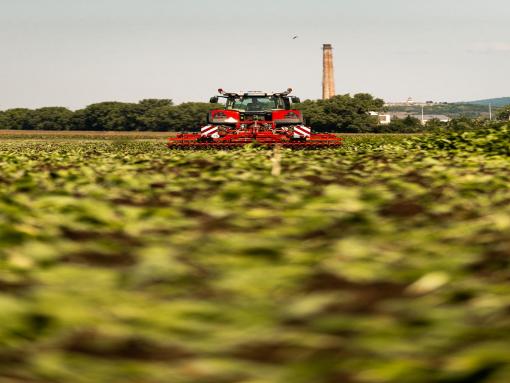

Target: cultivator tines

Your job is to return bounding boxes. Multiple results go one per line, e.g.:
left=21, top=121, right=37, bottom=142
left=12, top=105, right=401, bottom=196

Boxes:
left=168, top=88, right=343, bottom=150
left=167, top=142, right=246, bottom=150
left=167, top=135, right=342, bottom=150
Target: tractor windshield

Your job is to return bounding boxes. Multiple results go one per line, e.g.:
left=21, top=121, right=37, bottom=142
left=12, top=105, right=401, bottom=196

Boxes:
left=227, top=96, right=285, bottom=112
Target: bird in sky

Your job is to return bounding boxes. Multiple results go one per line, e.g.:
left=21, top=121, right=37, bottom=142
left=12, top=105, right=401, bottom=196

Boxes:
left=292, top=35, right=298, bottom=40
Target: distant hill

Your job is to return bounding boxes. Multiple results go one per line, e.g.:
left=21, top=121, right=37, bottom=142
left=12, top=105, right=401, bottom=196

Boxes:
left=465, top=97, right=510, bottom=107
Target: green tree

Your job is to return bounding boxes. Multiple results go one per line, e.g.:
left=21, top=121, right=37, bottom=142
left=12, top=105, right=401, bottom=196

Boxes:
left=138, top=99, right=174, bottom=110
left=497, top=105, right=510, bottom=121
left=446, top=117, right=479, bottom=132
left=71, top=102, right=144, bottom=131
left=167, top=102, right=217, bottom=132
left=0, top=108, right=34, bottom=130
left=425, top=118, right=447, bottom=132
left=380, top=116, right=422, bottom=133
left=137, top=105, right=174, bottom=131
left=29, top=107, right=73, bottom=130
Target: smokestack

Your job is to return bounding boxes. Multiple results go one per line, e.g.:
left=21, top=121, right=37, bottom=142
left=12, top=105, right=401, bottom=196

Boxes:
left=322, top=44, right=336, bottom=100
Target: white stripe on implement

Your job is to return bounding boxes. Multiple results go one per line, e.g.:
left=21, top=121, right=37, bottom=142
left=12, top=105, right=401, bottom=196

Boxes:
left=294, top=125, right=310, bottom=132
left=202, top=128, right=218, bottom=137
left=201, top=126, right=218, bottom=136
left=296, top=129, right=311, bottom=137
left=294, top=126, right=311, bottom=137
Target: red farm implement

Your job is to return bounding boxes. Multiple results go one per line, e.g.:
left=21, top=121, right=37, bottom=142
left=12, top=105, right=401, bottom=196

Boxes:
left=168, top=89, right=342, bottom=149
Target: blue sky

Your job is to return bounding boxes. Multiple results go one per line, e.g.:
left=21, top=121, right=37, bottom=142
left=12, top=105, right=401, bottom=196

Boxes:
left=1, top=0, right=509, bottom=109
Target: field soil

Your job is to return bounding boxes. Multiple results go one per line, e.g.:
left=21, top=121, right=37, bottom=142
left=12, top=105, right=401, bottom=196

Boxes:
left=0, top=130, right=176, bottom=139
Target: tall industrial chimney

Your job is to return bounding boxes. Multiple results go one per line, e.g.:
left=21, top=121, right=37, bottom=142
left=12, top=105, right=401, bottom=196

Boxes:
left=322, top=44, right=336, bottom=100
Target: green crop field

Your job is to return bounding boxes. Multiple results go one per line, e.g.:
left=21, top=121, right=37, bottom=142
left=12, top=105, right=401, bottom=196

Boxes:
left=1, top=129, right=510, bottom=383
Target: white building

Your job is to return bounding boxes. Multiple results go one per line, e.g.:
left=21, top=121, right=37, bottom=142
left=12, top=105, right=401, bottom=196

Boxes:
left=369, top=111, right=392, bottom=125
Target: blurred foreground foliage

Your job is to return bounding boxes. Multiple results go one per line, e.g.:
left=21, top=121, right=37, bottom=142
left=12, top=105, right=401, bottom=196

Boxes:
left=0, top=128, right=510, bottom=382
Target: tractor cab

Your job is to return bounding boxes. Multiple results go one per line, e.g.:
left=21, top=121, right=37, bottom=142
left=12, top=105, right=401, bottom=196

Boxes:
left=212, top=89, right=300, bottom=113
left=228, top=95, right=284, bottom=112
left=208, top=89, right=303, bottom=125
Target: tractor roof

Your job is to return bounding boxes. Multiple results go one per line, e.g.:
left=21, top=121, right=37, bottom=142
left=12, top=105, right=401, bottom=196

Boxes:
left=218, top=88, right=294, bottom=97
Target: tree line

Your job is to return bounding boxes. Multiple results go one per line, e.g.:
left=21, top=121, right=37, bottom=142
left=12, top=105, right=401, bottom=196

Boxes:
left=1, top=95, right=508, bottom=133
left=0, top=100, right=213, bottom=132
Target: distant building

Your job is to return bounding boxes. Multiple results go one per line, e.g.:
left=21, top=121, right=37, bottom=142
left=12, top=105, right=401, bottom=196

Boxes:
left=369, top=111, right=392, bottom=125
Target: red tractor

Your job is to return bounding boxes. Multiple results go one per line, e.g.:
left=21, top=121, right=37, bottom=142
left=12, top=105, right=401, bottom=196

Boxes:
left=167, top=89, right=342, bottom=149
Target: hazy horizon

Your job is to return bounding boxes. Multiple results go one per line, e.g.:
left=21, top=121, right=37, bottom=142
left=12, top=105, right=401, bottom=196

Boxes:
left=1, top=0, right=509, bottom=110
